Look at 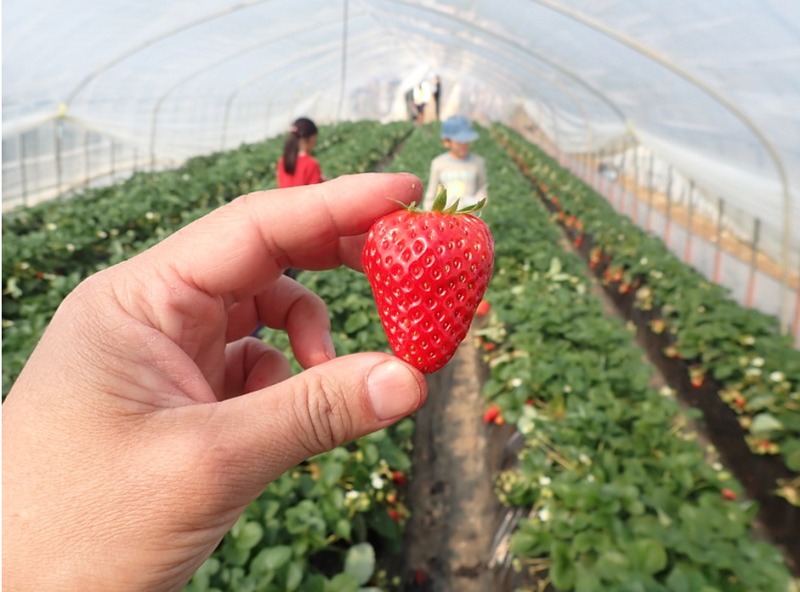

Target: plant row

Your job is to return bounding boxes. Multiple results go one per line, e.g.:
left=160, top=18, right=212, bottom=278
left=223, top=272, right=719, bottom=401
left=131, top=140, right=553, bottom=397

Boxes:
left=3, top=121, right=415, bottom=591
left=321, top=121, right=794, bottom=590
left=6, top=120, right=795, bottom=590
left=184, top=123, right=418, bottom=592
left=2, top=120, right=414, bottom=397
left=469, top=126, right=793, bottom=590
left=491, top=124, right=800, bottom=503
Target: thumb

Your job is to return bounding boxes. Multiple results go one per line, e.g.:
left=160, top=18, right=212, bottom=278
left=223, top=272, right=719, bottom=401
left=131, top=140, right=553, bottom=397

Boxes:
left=209, top=353, right=426, bottom=487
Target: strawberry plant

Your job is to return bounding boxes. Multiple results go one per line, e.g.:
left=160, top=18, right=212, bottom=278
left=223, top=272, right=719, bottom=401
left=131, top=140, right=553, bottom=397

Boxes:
left=473, top=124, right=794, bottom=590
left=493, top=122, right=800, bottom=482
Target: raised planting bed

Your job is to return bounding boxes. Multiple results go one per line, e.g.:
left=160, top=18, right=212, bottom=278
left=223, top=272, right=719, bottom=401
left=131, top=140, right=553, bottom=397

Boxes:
left=491, top=122, right=800, bottom=578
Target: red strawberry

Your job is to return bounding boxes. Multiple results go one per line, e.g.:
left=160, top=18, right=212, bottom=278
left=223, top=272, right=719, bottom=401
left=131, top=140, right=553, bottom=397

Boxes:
left=362, top=187, right=495, bottom=374
left=483, top=404, right=501, bottom=424
left=476, top=299, right=491, bottom=317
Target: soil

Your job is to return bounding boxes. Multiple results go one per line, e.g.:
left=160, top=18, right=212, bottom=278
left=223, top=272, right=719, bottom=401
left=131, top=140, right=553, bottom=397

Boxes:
left=400, top=336, right=508, bottom=591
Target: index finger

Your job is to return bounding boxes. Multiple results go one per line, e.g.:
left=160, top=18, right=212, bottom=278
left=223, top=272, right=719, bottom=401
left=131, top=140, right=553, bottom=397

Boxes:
left=144, top=173, right=423, bottom=299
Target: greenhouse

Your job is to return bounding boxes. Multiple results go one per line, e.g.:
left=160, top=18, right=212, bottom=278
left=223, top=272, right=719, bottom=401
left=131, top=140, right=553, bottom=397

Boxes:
left=3, top=1, right=800, bottom=591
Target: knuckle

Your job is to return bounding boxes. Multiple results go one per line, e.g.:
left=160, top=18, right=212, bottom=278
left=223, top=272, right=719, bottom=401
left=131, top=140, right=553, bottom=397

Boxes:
left=293, top=374, right=353, bottom=455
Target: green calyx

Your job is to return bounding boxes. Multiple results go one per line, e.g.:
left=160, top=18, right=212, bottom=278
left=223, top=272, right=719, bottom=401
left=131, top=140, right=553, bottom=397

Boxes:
left=401, top=185, right=486, bottom=214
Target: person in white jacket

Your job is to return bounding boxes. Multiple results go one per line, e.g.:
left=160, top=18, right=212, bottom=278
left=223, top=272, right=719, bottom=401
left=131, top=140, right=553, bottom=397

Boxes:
left=423, top=115, right=488, bottom=210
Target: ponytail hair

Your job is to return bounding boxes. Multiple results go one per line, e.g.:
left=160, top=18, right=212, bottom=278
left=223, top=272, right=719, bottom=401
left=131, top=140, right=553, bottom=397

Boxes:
left=283, top=117, right=319, bottom=174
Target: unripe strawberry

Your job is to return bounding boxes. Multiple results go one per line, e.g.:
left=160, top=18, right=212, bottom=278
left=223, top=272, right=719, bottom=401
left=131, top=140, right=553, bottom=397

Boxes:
left=362, top=187, right=494, bottom=374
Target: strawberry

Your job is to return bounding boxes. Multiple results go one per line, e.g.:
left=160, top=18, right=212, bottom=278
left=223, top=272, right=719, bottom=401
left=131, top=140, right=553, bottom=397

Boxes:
left=362, top=186, right=494, bottom=374
left=483, top=404, right=501, bottom=424
left=476, top=299, right=491, bottom=317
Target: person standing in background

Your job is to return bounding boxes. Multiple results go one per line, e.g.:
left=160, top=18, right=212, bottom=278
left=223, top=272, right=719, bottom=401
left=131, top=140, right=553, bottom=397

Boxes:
left=423, top=115, right=488, bottom=210
left=412, top=81, right=432, bottom=125
left=432, top=75, right=441, bottom=120
left=277, top=117, right=324, bottom=188
left=275, top=117, right=324, bottom=281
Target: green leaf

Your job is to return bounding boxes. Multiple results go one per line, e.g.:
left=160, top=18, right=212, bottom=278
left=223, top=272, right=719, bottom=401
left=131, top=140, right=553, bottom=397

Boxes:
left=550, top=542, right=576, bottom=590
left=252, top=545, right=293, bottom=574
left=750, top=413, right=783, bottom=435
left=630, top=539, right=668, bottom=574
left=285, top=559, right=304, bottom=591
left=322, top=460, right=345, bottom=487
left=326, top=573, right=360, bottom=592
left=344, top=311, right=369, bottom=333
left=344, top=543, right=376, bottom=585
left=431, top=185, right=448, bottom=211
left=234, top=520, right=264, bottom=550
left=335, top=517, right=352, bottom=540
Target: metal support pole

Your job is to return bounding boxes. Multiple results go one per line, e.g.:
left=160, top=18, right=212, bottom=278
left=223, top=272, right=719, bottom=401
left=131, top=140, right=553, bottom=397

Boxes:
left=646, top=151, right=655, bottom=232
left=664, top=166, right=674, bottom=248
left=336, top=0, right=349, bottom=123
left=84, top=130, right=91, bottom=187
left=54, top=121, right=64, bottom=197
left=616, top=149, right=627, bottom=211
left=712, top=197, right=725, bottom=283
left=792, top=255, right=800, bottom=345
left=745, top=219, right=761, bottom=307
left=110, top=137, right=116, bottom=179
left=683, top=181, right=695, bottom=264
left=19, top=133, right=29, bottom=206
left=631, top=146, right=639, bottom=223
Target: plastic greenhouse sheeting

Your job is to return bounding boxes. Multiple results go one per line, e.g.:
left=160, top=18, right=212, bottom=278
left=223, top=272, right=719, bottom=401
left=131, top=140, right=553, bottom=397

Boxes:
left=3, top=2, right=799, bottom=305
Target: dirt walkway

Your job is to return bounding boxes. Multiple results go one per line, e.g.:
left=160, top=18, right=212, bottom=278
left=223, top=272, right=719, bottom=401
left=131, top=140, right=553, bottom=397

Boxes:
left=402, top=336, right=501, bottom=591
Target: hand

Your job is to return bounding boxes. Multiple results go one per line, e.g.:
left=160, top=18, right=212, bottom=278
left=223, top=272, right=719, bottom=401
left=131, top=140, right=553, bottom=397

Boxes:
left=2, top=173, right=428, bottom=591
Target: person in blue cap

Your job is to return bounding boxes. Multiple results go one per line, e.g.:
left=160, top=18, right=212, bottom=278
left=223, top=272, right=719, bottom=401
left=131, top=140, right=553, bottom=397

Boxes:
left=423, top=115, right=488, bottom=210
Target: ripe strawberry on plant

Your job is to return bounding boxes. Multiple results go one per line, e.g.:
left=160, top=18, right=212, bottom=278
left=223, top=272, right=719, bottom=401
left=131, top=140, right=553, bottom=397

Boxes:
left=362, top=186, right=495, bottom=374
left=476, top=299, right=491, bottom=317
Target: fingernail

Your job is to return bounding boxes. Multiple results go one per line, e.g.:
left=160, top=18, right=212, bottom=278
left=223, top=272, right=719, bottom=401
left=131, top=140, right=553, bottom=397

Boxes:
left=323, top=331, right=336, bottom=360
left=367, top=361, right=422, bottom=421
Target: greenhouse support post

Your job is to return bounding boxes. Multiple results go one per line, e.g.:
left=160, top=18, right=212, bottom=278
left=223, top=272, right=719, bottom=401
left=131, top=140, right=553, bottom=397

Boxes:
left=54, top=120, right=63, bottom=197
left=746, top=219, right=761, bottom=308
left=84, top=130, right=90, bottom=188
left=631, top=145, right=639, bottom=223
left=684, top=181, right=695, bottom=264
left=19, top=133, right=29, bottom=206
left=794, top=257, right=800, bottom=343
left=646, top=151, right=655, bottom=232
left=110, top=137, right=116, bottom=178
left=663, top=165, right=674, bottom=248
left=713, top=198, right=725, bottom=284
left=336, top=0, right=349, bottom=123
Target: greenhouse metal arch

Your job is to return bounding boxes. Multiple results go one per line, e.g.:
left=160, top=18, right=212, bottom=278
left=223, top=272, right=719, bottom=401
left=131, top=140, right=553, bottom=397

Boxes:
left=3, top=0, right=799, bottom=338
